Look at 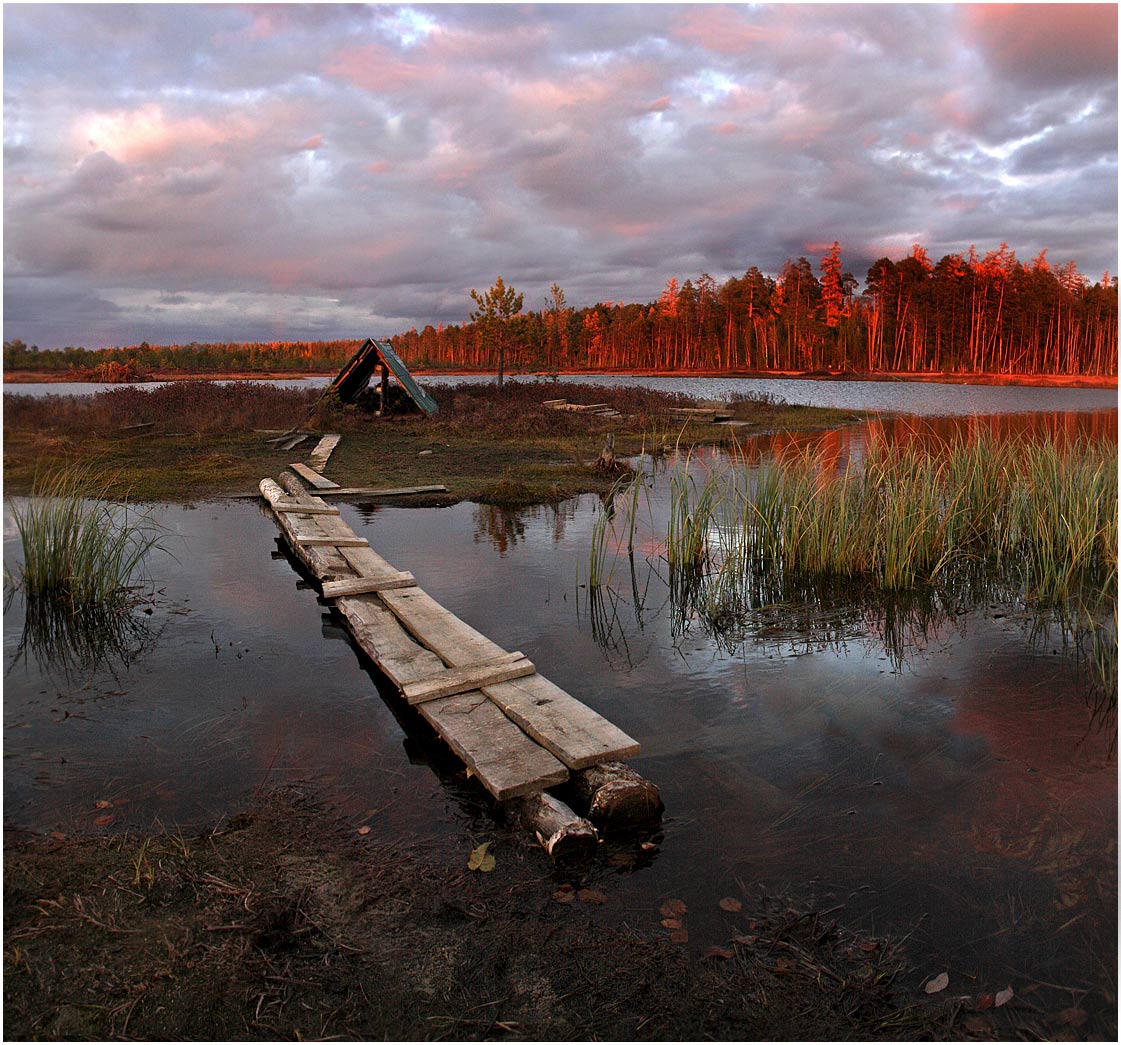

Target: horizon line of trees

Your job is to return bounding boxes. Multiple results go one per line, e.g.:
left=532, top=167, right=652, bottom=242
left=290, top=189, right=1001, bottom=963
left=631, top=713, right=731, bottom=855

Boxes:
left=4, top=241, right=1117, bottom=378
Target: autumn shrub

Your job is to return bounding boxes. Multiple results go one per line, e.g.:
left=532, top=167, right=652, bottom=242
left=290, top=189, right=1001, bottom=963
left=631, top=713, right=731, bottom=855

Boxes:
left=3, top=381, right=320, bottom=438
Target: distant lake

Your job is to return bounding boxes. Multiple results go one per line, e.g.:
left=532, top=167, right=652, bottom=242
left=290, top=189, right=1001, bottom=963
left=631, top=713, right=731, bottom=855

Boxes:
left=4, top=373, right=1117, bottom=416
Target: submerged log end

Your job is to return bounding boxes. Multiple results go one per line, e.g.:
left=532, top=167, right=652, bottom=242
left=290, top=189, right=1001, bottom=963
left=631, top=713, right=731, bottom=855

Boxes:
left=571, top=762, right=664, bottom=828
left=507, top=791, right=598, bottom=861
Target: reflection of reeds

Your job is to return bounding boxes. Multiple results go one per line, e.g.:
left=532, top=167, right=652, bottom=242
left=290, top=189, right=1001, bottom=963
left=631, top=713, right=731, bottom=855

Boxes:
left=9, top=591, right=155, bottom=676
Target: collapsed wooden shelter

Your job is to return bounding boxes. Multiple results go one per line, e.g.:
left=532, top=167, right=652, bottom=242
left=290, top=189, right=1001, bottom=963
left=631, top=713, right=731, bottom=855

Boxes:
left=322, top=337, right=439, bottom=417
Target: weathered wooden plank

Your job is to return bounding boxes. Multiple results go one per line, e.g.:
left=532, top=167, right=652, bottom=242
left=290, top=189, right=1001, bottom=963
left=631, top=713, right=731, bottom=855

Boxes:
left=402, top=653, right=535, bottom=705
left=307, top=433, right=340, bottom=471
left=379, top=587, right=502, bottom=663
left=321, top=572, right=417, bottom=598
left=274, top=502, right=340, bottom=515
left=337, top=595, right=567, bottom=800
left=379, top=586, right=640, bottom=767
left=290, top=463, right=340, bottom=489
left=483, top=674, right=640, bottom=769
left=279, top=434, right=309, bottom=451
left=542, top=399, right=567, bottom=407
left=337, top=595, right=445, bottom=686
left=316, top=485, right=448, bottom=497
left=418, top=693, right=568, bottom=801
left=294, top=534, right=369, bottom=548
left=260, top=478, right=354, bottom=579
left=335, top=543, right=403, bottom=579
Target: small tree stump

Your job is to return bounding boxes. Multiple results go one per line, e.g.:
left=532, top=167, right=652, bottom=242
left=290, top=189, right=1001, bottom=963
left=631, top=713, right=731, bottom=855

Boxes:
left=595, top=432, right=617, bottom=473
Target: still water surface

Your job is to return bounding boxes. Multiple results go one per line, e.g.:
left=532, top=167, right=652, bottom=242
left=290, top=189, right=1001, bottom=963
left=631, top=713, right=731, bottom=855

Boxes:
left=5, top=373, right=1117, bottom=415
left=3, top=409, right=1116, bottom=1033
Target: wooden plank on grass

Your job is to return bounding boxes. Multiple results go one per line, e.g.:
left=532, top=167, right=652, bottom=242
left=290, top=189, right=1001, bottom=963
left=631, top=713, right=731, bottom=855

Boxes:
left=279, top=434, right=308, bottom=451
left=379, top=586, right=640, bottom=767
left=402, top=653, right=535, bottom=705
left=290, top=463, right=339, bottom=489
left=321, top=572, right=416, bottom=598
left=316, top=484, right=448, bottom=497
left=307, top=433, right=340, bottom=471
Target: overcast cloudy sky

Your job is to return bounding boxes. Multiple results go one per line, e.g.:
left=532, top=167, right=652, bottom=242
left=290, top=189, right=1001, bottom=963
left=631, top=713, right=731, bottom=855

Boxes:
left=3, top=2, right=1117, bottom=349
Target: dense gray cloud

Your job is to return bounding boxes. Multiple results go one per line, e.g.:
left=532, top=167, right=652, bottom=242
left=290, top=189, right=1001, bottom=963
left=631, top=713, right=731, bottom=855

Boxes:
left=3, top=2, right=1116, bottom=349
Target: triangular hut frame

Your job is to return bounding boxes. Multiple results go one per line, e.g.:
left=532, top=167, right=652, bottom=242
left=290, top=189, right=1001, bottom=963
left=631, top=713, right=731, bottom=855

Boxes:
left=323, top=338, right=439, bottom=417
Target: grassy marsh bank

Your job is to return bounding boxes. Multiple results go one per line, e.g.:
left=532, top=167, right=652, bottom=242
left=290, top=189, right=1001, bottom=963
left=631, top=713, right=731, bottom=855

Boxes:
left=2, top=380, right=861, bottom=504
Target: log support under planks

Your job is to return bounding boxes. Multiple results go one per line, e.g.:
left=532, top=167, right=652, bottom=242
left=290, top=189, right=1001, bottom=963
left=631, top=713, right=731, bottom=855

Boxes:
left=569, top=762, right=663, bottom=829
left=506, top=791, right=598, bottom=861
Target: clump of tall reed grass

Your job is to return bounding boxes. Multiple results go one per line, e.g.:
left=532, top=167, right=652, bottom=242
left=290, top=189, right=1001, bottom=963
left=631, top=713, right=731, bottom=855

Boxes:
left=656, top=431, right=1116, bottom=608
left=5, top=465, right=168, bottom=619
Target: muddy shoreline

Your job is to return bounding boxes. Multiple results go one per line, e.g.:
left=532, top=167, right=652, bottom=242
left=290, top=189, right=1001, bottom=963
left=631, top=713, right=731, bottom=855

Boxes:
left=5, top=786, right=1038, bottom=1041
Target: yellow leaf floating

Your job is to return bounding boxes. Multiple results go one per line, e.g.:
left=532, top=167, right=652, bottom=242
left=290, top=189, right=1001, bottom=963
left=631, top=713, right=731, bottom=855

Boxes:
left=467, top=842, right=496, bottom=872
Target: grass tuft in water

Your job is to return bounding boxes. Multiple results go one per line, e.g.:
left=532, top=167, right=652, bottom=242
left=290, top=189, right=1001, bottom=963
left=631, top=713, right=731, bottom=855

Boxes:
left=6, top=464, right=168, bottom=618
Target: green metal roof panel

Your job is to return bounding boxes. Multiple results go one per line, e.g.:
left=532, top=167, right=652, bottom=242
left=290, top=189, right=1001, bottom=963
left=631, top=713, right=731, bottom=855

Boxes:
left=374, top=339, right=439, bottom=416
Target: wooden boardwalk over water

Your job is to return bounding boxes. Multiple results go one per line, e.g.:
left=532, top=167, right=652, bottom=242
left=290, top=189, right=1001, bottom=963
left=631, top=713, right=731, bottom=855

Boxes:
left=258, top=469, right=643, bottom=807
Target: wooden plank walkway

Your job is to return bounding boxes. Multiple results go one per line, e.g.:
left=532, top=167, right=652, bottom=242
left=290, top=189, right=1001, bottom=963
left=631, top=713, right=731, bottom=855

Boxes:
left=259, top=474, right=639, bottom=800
left=307, top=433, right=340, bottom=472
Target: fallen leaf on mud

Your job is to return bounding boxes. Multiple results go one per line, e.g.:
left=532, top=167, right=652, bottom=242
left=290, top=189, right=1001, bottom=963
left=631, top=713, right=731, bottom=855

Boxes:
left=963, top=1016, right=990, bottom=1034
left=552, top=885, right=575, bottom=904
left=467, top=843, right=496, bottom=872
left=576, top=888, right=606, bottom=905
left=92, top=815, right=114, bottom=828
left=858, top=940, right=878, bottom=953
left=661, top=918, right=682, bottom=930
left=1055, top=1007, right=1086, bottom=1027
left=733, top=934, right=757, bottom=946
left=669, top=929, right=689, bottom=944
left=659, top=899, right=687, bottom=918
left=994, top=986, right=1014, bottom=1008
left=704, top=946, right=734, bottom=959
left=774, top=957, right=794, bottom=972
left=95, top=800, right=113, bottom=809
left=49, top=832, right=67, bottom=842
left=357, top=826, right=371, bottom=835
left=640, top=841, right=657, bottom=851
left=925, top=972, right=950, bottom=994
left=718, top=897, right=743, bottom=913
left=975, top=993, right=994, bottom=1010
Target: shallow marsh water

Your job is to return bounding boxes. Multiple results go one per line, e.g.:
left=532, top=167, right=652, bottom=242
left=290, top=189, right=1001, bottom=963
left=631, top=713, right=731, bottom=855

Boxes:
left=3, top=404, right=1117, bottom=1034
